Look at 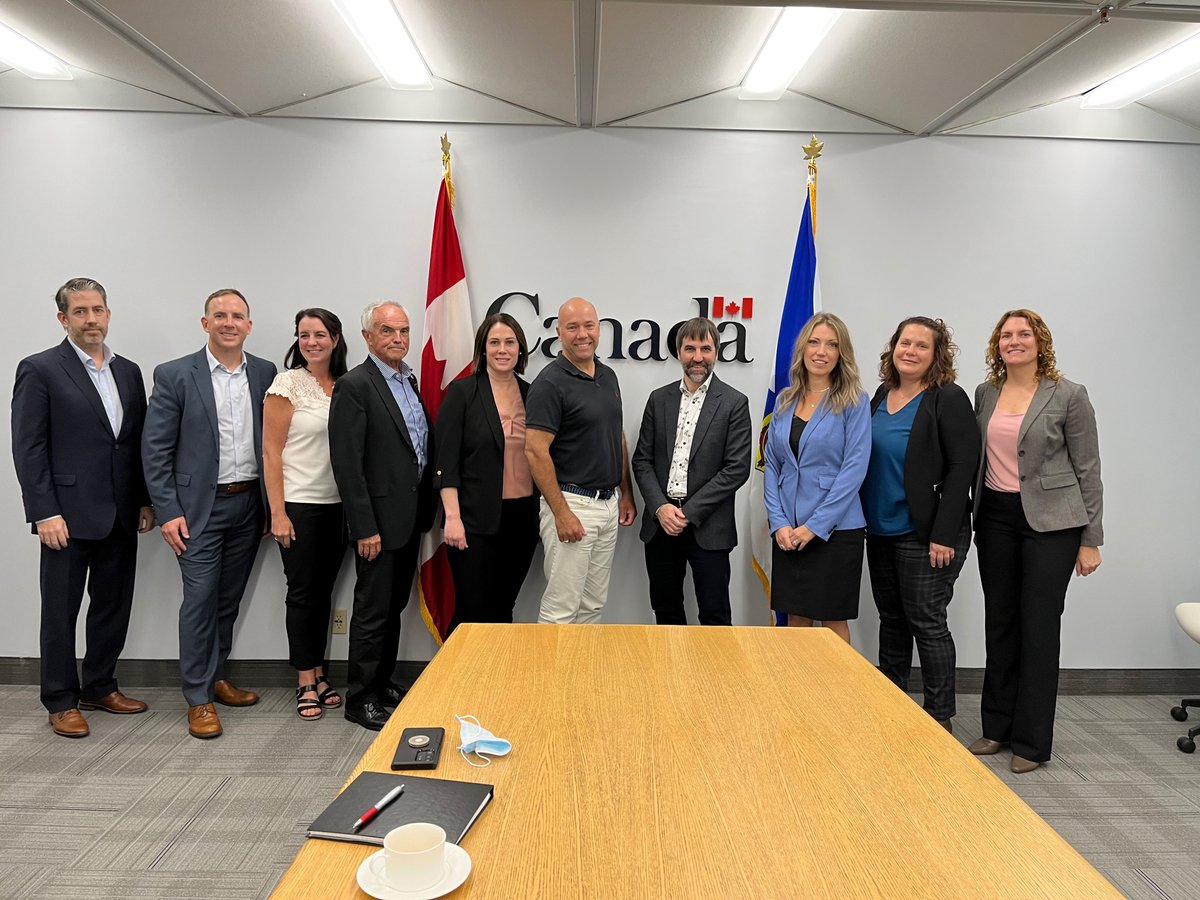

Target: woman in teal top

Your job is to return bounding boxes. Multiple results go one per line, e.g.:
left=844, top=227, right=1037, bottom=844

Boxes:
left=862, top=317, right=979, bottom=730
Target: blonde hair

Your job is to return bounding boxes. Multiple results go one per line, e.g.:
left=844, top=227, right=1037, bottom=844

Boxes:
left=778, top=312, right=862, bottom=415
left=984, top=309, right=1061, bottom=386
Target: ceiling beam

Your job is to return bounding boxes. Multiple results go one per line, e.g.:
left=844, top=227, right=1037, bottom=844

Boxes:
left=67, top=0, right=246, bottom=116
left=575, top=0, right=599, bottom=127
left=628, top=0, right=1200, bottom=22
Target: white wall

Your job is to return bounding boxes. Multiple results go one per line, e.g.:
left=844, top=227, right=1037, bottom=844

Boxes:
left=1, top=109, right=1196, bottom=667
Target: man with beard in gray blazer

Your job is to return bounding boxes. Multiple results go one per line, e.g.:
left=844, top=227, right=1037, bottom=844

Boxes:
left=632, top=317, right=752, bottom=625
left=142, top=289, right=276, bottom=739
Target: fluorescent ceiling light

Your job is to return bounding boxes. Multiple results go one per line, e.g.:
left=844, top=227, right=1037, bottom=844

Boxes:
left=1081, top=31, right=1200, bottom=109
left=0, top=21, right=72, bottom=80
left=740, top=7, right=841, bottom=101
left=329, top=0, right=431, bottom=90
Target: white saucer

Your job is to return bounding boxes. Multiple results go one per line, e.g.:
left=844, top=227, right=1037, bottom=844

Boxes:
left=356, top=843, right=472, bottom=900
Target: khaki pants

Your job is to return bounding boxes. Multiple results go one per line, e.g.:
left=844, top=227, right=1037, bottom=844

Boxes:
left=537, top=492, right=620, bottom=624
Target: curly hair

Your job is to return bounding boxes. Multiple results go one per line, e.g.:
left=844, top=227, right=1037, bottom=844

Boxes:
left=778, top=312, right=863, bottom=415
left=984, top=308, right=1061, bottom=386
left=878, top=316, right=958, bottom=390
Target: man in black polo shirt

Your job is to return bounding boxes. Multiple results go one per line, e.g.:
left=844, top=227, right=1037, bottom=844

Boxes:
left=525, top=297, right=637, bottom=623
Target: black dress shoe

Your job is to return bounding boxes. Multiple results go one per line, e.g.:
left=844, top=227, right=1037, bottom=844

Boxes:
left=344, top=701, right=390, bottom=731
left=379, top=684, right=409, bottom=708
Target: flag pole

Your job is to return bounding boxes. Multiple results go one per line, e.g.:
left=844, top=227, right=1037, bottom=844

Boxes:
left=440, top=132, right=455, bottom=208
left=803, top=134, right=823, bottom=235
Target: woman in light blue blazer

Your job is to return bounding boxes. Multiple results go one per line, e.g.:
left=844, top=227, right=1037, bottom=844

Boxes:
left=764, top=312, right=871, bottom=644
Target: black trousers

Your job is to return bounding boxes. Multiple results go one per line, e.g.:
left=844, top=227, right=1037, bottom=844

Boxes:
left=866, top=524, right=971, bottom=722
left=39, top=515, right=137, bottom=713
left=975, top=489, right=1081, bottom=762
left=446, top=496, right=538, bottom=634
left=346, top=531, right=420, bottom=707
left=643, top=527, right=733, bottom=626
left=278, top=502, right=347, bottom=670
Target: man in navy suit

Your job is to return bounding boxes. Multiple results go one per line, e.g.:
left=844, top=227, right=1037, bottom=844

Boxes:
left=632, top=317, right=752, bottom=625
left=12, top=278, right=156, bottom=738
left=142, top=289, right=277, bottom=739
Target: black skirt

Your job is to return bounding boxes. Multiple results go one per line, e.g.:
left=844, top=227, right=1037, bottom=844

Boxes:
left=771, top=528, right=866, bottom=620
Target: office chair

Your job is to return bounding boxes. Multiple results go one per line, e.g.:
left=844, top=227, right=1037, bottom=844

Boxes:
left=1171, top=603, right=1200, bottom=753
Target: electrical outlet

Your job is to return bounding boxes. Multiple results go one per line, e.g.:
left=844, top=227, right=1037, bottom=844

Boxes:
left=332, top=609, right=348, bottom=635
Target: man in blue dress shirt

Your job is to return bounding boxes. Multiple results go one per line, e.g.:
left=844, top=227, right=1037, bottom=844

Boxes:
left=329, top=302, right=435, bottom=731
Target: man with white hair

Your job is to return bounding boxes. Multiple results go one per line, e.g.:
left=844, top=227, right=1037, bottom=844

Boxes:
left=328, top=302, right=434, bottom=731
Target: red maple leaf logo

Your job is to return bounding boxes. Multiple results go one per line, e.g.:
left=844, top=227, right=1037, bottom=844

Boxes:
left=726, top=301, right=740, bottom=316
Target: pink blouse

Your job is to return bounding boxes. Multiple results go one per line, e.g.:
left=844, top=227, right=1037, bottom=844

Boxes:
left=984, top=412, right=1023, bottom=493
left=500, top=399, right=534, bottom=500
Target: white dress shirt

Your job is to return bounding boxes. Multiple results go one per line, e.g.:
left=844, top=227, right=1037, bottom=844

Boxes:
left=69, top=340, right=123, bottom=436
left=207, top=347, right=257, bottom=483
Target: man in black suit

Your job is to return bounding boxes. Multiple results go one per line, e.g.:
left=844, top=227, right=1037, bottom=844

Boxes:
left=632, top=317, right=752, bottom=625
left=329, top=302, right=434, bottom=731
left=12, top=277, right=155, bottom=738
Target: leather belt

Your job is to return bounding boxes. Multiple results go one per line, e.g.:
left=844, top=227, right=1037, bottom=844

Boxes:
left=559, top=483, right=616, bottom=501
left=667, top=496, right=689, bottom=506
left=216, top=480, right=257, bottom=495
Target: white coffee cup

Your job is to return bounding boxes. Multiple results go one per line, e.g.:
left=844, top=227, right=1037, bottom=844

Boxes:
left=371, top=822, right=447, bottom=891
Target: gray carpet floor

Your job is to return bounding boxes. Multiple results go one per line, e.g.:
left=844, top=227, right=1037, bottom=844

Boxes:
left=1, top=686, right=1198, bottom=898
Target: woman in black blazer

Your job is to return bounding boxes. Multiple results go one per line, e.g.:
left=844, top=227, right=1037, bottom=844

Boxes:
left=862, top=317, right=979, bottom=730
left=434, top=314, right=539, bottom=631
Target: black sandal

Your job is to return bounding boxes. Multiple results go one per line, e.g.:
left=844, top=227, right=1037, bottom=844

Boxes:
left=314, top=674, right=343, bottom=709
left=296, top=683, right=323, bottom=720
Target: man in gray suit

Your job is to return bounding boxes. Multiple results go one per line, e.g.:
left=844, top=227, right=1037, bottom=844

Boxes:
left=142, top=289, right=277, bottom=739
left=632, top=317, right=752, bottom=625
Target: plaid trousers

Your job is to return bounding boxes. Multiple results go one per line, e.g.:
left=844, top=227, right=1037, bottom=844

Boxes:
left=866, top=524, right=971, bottom=721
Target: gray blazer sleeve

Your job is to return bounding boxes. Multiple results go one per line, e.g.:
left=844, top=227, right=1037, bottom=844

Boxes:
left=1063, top=382, right=1103, bottom=546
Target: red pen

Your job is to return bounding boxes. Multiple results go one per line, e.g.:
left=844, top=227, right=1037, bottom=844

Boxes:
left=352, top=784, right=405, bottom=832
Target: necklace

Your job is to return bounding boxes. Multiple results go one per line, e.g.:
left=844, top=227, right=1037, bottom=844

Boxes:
left=805, top=386, right=830, bottom=408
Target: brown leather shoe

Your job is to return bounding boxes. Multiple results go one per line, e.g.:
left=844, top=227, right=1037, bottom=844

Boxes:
left=80, top=691, right=148, bottom=714
left=1011, top=755, right=1042, bottom=774
left=188, top=703, right=223, bottom=739
left=213, top=679, right=259, bottom=707
left=49, top=708, right=89, bottom=738
left=968, top=738, right=1008, bottom=755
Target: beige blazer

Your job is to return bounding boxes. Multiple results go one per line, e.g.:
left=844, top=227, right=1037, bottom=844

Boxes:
left=973, top=377, right=1104, bottom=546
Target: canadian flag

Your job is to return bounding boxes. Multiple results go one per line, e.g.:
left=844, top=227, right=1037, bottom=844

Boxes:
left=710, top=295, right=754, bottom=319
left=417, top=176, right=475, bottom=644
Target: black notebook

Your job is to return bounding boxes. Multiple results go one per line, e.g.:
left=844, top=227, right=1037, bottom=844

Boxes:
left=308, top=771, right=494, bottom=846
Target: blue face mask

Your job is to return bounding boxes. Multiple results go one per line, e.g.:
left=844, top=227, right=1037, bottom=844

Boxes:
left=455, top=714, right=511, bottom=768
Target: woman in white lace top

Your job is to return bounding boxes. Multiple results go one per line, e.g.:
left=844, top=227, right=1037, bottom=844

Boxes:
left=262, top=308, right=349, bottom=719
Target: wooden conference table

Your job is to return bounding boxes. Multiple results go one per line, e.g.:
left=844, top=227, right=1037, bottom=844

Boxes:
left=273, top=623, right=1117, bottom=898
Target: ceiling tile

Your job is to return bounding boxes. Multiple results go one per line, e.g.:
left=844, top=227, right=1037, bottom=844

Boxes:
left=947, top=94, right=1200, bottom=143
left=794, top=9, right=1079, bottom=133
left=0, top=65, right=210, bottom=112
left=395, top=0, right=576, bottom=124
left=0, top=0, right=221, bottom=110
left=944, top=19, right=1200, bottom=129
left=266, top=75, right=564, bottom=125
left=594, top=2, right=776, bottom=125
left=612, top=85, right=902, bottom=133
left=93, top=0, right=379, bottom=114
left=1140, top=68, right=1200, bottom=130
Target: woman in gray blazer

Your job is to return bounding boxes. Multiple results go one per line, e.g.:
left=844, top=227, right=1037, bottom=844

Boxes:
left=969, top=309, right=1103, bottom=774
